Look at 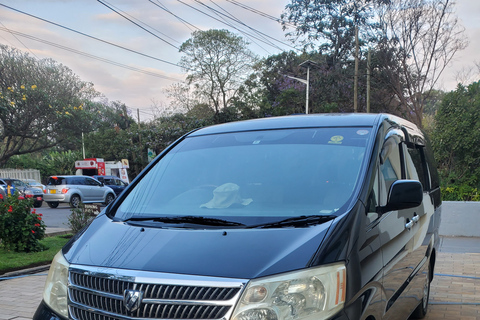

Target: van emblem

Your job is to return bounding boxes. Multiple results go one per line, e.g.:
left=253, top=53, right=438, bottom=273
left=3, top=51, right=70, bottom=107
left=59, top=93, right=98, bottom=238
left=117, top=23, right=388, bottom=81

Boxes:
left=124, top=289, right=144, bottom=312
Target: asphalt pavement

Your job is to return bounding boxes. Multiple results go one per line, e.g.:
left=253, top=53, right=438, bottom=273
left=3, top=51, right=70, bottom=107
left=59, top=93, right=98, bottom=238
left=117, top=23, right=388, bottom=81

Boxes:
left=37, top=202, right=72, bottom=236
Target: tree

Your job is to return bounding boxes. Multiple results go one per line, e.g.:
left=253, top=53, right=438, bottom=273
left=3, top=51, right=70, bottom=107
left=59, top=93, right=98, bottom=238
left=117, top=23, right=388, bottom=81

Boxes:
left=258, top=50, right=382, bottom=115
left=178, top=29, right=259, bottom=121
left=281, top=0, right=379, bottom=66
left=0, top=45, right=101, bottom=166
left=432, top=81, right=480, bottom=186
left=375, top=0, right=467, bottom=126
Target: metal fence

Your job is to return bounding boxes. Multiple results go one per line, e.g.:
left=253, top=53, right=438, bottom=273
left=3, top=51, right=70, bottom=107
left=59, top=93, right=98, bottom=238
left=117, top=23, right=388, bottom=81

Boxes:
left=0, top=169, right=42, bottom=183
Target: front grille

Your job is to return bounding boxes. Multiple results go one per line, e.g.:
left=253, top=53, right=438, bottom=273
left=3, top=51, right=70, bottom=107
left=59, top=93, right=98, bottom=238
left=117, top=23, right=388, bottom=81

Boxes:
left=68, top=267, right=245, bottom=320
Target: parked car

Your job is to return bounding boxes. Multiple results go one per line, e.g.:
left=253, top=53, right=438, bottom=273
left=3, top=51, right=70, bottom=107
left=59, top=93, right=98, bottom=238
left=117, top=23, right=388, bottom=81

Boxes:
left=21, top=179, right=46, bottom=193
left=0, top=184, right=5, bottom=201
left=0, top=178, right=15, bottom=195
left=0, top=178, right=44, bottom=207
left=34, top=114, right=441, bottom=320
left=92, top=175, right=128, bottom=196
left=43, top=175, right=116, bottom=208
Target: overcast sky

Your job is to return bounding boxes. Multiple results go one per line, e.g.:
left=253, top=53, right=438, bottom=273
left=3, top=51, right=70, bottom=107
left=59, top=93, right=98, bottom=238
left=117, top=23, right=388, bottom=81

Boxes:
left=0, top=0, right=478, bottom=121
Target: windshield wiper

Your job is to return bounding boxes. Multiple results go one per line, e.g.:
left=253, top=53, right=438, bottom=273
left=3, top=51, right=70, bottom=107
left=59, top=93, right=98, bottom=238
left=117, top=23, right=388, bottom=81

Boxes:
left=122, top=215, right=245, bottom=227
left=247, top=215, right=336, bottom=229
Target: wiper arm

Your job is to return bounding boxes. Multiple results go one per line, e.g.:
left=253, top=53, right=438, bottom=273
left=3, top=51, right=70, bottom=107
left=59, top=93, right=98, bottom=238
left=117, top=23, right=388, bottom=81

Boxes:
left=247, top=215, right=336, bottom=229
left=123, top=215, right=245, bottom=227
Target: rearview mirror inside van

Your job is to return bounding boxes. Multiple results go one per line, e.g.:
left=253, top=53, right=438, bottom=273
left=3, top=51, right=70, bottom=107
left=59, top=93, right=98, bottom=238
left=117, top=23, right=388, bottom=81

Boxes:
left=381, top=180, right=423, bottom=213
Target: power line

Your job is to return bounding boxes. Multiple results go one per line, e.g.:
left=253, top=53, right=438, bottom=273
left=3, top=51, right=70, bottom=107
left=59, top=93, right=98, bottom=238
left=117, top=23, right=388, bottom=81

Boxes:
left=193, top=0, right=295, bottom=51
left=0, top=3, right=183, bottom=69
left=0, top=20, right=38, bottom=59
left=203, top=0, right=273, bottom=54
left=100, top=0, right=181, bottom=45
left=225, top=0, right=297, bottom=28
left=0, top=26, right=184, bottom=82
left=149, top=0, right=201, bottom=33
left=97, top=0, right=180, bottom=50
left=177, top=0, right=286, bottom=51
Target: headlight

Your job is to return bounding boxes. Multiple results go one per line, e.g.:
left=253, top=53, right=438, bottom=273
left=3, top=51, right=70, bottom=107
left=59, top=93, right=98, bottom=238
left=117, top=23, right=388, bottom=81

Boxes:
left=43, top=250, right=69, bottom=318
left=232, top=263, right=346, bottom=320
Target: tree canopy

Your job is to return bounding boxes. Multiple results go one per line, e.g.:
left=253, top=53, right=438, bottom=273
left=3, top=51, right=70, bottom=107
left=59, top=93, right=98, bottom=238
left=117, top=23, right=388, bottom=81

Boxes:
left=375, top=0, right=467, bottom=126
left=281, top=0, right=467, bottom=127
left=432, top=81, right=480, bottom=186
left=0, top=45, right=101, bottom=165
left=178, top=29, right=259, bottom=120
left=282, top=0, right=379, bottom=66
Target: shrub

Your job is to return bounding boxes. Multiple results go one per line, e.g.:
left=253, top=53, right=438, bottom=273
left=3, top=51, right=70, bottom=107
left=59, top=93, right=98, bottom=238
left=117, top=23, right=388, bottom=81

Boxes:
left=0, top=192, right=46, bottom=252
left=441, top=186, right=480, bottom=201
left=68, top=204, right=95, bottom=234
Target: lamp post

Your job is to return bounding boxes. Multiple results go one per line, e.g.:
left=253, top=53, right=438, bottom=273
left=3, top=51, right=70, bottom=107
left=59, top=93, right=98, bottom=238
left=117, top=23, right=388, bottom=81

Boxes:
left=286, top=60, right=318, bottom=114
left=354, top=26, right=359, bottom=113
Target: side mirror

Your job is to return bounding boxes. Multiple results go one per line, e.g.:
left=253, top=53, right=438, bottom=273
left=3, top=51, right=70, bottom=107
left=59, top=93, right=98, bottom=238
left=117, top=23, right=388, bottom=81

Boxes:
left=380, top=180, right=423, bottom=213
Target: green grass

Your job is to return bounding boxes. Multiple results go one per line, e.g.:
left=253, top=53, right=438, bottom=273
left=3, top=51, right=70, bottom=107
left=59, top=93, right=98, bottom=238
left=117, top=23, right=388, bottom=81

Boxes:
left=0, top=234, right=72, bottom=274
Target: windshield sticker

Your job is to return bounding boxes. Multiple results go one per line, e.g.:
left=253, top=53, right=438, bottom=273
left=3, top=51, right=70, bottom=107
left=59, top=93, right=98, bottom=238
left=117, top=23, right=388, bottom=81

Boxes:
left=328, top=135, right=344, bottom=144
left=356, top=130, right=369, bottom=136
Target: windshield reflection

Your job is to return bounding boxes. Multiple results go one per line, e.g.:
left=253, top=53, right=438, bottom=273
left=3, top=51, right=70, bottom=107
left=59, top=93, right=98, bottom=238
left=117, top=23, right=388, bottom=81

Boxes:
left=115, top=127, right=371, bottom=225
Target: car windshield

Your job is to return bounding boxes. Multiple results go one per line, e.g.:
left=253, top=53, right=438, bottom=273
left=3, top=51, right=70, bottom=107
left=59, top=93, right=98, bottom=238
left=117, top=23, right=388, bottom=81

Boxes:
left=11, top=180, right=27, bottom=187
left=114, top=127, right=372, bottom=225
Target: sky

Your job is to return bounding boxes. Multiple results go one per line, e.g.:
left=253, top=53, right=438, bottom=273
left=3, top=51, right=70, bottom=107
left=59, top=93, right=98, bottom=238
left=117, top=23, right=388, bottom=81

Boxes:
left=0, top=0, right=478, bottom=121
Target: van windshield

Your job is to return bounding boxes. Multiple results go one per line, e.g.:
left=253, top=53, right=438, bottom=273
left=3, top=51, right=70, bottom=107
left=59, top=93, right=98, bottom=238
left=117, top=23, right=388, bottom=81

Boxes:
left=114, top=127, right=372, bottom=225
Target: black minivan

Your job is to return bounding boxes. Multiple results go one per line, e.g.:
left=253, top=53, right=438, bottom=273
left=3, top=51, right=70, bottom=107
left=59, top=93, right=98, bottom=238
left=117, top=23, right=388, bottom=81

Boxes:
left=34, top=114, right=441, bottom=320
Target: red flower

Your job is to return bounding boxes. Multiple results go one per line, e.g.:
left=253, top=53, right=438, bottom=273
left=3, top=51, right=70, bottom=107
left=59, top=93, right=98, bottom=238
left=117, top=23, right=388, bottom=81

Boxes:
left=37, top=216, right=42, bottom=220
left=31, top=209, right=36, bottom=214
left=18, top=196, right=25, bottom=200
left=32, top=230, right=35, bottom=234
left=38, top=213, right=43, bottom=216
left=0, top=193, right=3, bottom=199
left=25, top=194, right=33, bottom=198
left=8, top=206, right=13, bottom=212
left=35, top=223, right=40, bottom=227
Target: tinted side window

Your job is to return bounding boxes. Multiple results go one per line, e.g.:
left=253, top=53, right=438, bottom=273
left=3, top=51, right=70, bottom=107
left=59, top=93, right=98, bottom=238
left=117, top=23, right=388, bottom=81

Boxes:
left=407, top=147, right=428, bottom=190
left=424, top=145, right=440, bottom=189
left=86, top=178, right=101, bottom=186
left=70, top=178, right=84, bottom=185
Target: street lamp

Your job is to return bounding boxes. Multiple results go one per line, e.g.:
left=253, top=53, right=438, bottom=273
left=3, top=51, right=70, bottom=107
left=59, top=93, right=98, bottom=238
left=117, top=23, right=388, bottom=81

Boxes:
left=286, top=60, right=318, bottom=114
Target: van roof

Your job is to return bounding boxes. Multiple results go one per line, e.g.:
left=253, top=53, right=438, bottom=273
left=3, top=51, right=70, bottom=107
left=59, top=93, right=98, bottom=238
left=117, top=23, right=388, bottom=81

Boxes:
left=189, top=113, right=418, bottom=136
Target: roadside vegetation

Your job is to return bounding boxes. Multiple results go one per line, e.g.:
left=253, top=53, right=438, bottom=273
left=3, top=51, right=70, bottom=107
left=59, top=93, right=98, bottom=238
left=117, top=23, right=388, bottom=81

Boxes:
left=0, top=0, right=478, bottom=202
left=0, top=234, right=71, bottom=275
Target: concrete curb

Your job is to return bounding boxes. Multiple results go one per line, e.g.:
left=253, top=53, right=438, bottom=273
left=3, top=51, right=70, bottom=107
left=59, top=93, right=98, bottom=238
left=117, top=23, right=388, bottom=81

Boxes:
left=44, top=228, right=72, bottom=237
left=0, top=265, right=50, bottom=280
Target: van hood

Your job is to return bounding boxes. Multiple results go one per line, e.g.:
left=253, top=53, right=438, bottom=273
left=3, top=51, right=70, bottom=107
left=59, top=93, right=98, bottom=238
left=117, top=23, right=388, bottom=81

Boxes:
left=63, top=214, right=333, bottom=279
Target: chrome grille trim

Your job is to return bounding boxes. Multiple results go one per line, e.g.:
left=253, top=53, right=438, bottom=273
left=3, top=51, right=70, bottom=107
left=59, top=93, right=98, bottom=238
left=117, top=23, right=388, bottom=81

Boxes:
left=68, top=265, right=247, bottom=320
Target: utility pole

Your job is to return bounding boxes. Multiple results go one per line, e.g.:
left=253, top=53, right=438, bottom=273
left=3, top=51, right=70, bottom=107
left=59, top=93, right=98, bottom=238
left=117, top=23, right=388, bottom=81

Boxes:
left=137, top=108, right=141, bottom=129
left=354, top=26, right=359, bottom=113
left=366, top=49, right=371, bottom=113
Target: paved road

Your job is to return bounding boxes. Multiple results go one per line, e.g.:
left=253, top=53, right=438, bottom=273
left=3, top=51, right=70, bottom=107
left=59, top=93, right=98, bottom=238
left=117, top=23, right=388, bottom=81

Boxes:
left=37, top=202, right=107, bottom=234
left=36, top=202, right=72, bottom=232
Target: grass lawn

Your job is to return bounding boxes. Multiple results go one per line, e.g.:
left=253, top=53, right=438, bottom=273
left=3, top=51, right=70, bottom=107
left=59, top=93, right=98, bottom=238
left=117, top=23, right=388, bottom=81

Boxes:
left=0, top=234, right=72, bottom=275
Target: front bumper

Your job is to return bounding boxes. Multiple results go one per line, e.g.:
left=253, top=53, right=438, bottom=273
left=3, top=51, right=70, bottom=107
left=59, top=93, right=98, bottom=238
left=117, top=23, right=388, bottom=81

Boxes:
left=33, top=300, right=66, bottom=320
